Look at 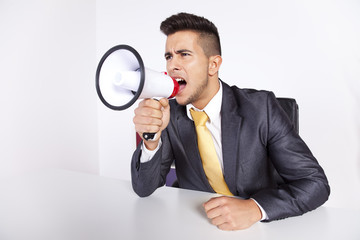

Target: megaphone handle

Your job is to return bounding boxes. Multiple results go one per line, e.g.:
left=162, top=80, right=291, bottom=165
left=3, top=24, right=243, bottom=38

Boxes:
left=141, top=97, right=161, bottom=141
left=142, top=132, right=157, bottom=141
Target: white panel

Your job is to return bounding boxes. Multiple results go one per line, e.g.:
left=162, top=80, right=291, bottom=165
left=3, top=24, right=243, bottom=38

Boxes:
left=0, top=0, right=98, bottom=177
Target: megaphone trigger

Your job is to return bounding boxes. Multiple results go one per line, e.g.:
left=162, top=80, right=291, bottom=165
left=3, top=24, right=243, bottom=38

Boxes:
left=142, top=132, right=157, bottom=141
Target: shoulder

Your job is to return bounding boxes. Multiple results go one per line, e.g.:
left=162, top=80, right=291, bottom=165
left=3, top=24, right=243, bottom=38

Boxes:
left=226, top=82, right=271, bottom=97
left=221, top=81, right=276, bottom=110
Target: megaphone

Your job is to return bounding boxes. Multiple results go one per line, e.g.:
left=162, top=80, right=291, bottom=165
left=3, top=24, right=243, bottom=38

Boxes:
left=96, top=44, right=179, bottom=140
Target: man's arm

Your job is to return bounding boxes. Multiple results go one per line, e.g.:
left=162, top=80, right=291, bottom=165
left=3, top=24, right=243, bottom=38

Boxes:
left=203, top=91, right=329, bottom=230
left=251, top=92, right=330, bottom=221
left=131, top=98, right=173, bottom=197
left=131, top=141, right=168, bottom=197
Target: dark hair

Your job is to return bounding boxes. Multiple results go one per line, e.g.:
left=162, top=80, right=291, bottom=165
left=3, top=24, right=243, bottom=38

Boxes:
left=160, top=12, right=221, bottom=56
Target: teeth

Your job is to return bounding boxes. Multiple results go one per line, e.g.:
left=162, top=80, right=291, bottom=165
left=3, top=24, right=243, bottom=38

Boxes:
left=175, top=78, right=185, bottom=82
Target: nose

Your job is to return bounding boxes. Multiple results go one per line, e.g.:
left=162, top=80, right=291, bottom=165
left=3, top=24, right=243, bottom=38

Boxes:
left=167, top=56, right=181, bottom=73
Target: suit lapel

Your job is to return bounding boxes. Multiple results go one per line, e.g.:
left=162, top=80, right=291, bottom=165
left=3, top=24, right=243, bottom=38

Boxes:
left=175, top=105, right=210, bottom=187
left=221, top=83, right=242, bottom=195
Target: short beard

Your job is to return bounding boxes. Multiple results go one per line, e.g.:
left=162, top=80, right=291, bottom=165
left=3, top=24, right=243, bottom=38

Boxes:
left=176, top=77, right=209, bottom=106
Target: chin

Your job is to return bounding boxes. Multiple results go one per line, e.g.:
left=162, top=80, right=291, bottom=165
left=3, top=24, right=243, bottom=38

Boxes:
left=175, top=96, right=189, bottom=106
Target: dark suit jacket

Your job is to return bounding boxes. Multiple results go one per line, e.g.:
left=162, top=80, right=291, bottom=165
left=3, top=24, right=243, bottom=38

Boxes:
left=131, top=81, right=330, bottom=221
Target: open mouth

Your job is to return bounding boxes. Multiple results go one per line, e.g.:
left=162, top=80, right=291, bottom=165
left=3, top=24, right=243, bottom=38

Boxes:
left=175, top=78, right=187, bottom=92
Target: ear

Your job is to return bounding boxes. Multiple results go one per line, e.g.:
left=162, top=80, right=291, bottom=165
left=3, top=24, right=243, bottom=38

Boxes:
left=208, top=55, right=222, bottom=76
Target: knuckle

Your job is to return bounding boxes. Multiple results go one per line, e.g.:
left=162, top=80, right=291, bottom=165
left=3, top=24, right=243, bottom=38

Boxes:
left=218, top=225, right=226, bottom=231
left=218, top=196, right=227, bottom=204
left=228, top=215, right=235, bottom=224
left=147, top=99, right=161, bottom=108
left=211, top=219, right=217, bottom=225
left=224, top=214, right=231, bottom=222
left=143, top=116, right=160, bottom=125
left=224, top=205, right=231, bottom=213
left=133, top=117, right=138, bottom=125
left=220, top=204, right=230, bottom=213
left=143, top=117, right=152, bottom=125
left=143, top=98, right=153, bottom=105
left=145, top=108, right=160, bottom=118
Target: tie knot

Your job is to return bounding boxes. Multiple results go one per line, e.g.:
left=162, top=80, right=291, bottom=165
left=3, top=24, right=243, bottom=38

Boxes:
left=190, top=108, right=209, bottom=126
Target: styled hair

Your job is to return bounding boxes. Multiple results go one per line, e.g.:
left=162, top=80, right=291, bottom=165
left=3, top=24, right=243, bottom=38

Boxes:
left=160, top=12, right=221, bottom=57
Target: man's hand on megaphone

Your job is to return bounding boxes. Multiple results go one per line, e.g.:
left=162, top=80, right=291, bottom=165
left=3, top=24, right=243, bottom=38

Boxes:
left=133, top=98, right=170, bottom=150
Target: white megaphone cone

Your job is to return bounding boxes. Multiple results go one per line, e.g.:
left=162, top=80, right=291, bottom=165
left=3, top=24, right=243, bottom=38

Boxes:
left=95, top=44, right=179, bottom=140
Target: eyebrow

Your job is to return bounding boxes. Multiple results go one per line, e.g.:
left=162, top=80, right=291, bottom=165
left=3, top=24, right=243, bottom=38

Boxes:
left=164, top=49, right=193, bottom=58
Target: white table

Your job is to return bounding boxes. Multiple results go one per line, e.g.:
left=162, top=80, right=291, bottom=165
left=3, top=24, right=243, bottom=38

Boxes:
left=0, top=169, right=358, bottom=240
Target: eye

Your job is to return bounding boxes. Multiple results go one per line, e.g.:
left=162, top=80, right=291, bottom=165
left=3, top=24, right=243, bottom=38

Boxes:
left=181, top=52, right=190, bottom=57
left=165, top=55, right=172, bottom=61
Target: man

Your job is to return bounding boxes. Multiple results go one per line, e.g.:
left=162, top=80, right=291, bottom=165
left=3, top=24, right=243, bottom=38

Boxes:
left=131, top=12, right=330, bottom=231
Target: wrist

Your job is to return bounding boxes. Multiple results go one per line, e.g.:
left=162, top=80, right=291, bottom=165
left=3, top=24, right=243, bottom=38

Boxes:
left=144, top=140, right=160, bottom=151
left=247, top=199, right=262, bottom=222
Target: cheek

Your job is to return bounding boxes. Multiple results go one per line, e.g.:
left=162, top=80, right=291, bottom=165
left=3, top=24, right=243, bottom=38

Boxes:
left=187, top=60, right=208, bottom=78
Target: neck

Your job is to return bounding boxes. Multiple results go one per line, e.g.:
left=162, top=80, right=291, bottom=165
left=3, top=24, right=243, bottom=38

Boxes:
left=192, top=77, right=220, bottom=110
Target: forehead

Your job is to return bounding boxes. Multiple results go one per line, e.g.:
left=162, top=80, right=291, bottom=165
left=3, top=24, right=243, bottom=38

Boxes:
left=165, top=30, right=201, bottom=51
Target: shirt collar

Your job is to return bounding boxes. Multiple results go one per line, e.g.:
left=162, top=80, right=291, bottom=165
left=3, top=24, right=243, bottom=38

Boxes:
left=186, top=80, right=223, bottom=123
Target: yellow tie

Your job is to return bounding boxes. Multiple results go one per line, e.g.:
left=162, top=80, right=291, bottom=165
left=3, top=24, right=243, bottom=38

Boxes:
left=190, top=108, right=233, bottom=196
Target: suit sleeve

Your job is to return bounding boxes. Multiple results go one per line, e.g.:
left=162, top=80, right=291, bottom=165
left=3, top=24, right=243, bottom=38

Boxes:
left=131, top=132, right=174, bottom=197
left=251, top=92, right=330, bottom=221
